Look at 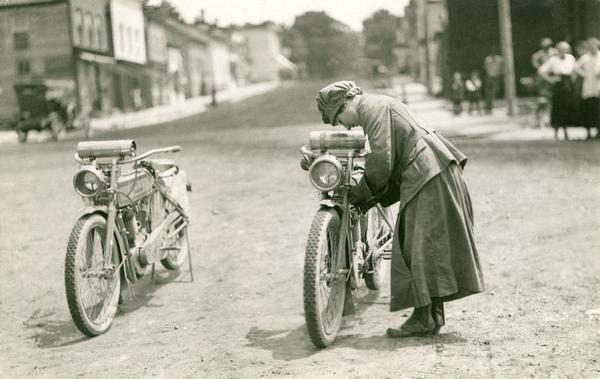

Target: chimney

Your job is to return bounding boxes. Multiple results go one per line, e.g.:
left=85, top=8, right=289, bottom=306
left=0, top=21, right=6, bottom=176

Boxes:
left=200, top=9, right=205, bottom=23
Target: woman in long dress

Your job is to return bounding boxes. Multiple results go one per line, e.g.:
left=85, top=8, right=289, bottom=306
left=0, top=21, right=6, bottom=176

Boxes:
left=538, top=41, right=577, bottom=140
left=315, top=81, right=485, bottom=337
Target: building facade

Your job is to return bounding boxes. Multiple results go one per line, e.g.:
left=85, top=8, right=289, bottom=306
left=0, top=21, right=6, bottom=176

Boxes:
left=70, top=0, right=113, bottom=114
left=241, top=23, right=296, bottom=83
left=109, top=0, right=148, bottom=111
left=0, top=0, right=72, bottom=121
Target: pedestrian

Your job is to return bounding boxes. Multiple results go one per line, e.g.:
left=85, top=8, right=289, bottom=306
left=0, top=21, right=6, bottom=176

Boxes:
left=538, top=41, right=577, bottom=140
left=465, top=70, right=483, bottom=115
left=531, top=38, right=557, bottom=127
left=575, top=38, right=600, bottom=139
left=315, top=81, right=485, bottom=337
left=483, top=50, right=503, bottom=114
left=450, top=72, right=465, bottom=115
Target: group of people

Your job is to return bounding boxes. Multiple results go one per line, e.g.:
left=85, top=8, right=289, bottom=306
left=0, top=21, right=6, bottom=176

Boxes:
left=450, top=51, right=504, bottom=117
left=533, top=37, right=600, bottom=140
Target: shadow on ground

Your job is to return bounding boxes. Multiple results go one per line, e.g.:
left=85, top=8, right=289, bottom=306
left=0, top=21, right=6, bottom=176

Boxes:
left=245, top=289, right=468, bottom=361
left=23, top=269, right=187, bottom=349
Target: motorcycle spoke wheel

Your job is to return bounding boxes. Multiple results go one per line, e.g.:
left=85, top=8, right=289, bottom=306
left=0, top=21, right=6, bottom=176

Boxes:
left=65, top=214, right=120, bottom=336
left=160, top=201, right=189, bottom=271
left=363, top=206, right=395, bottom=290
left=303, top=209, right=346, bottom=348
left=159, top=226, right=189, bottom=270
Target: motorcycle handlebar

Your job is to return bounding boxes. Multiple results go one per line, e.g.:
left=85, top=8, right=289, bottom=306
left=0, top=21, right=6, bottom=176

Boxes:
left=119, top=146, right=182, bottom=164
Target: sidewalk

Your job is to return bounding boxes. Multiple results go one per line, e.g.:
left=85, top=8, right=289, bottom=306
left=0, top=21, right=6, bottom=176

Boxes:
left=387, top=77, right=529, bottom=139
left=0, top=81, right=280, bottom=145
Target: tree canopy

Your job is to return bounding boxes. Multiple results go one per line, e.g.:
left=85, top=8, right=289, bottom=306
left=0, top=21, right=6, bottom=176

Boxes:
left=362, top=9, right=400, bottom=68
left=291, top=11, right=360, bottom=78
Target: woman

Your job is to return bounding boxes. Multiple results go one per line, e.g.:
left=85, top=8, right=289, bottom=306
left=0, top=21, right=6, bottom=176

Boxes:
left=575, top=38, right=600, bottom=139
left=538, top=41, right=577, bottom=140
left=315, top=81, right=485, bottom=337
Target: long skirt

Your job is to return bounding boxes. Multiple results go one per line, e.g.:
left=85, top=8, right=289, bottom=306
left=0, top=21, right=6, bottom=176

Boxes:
left=550, top=75, right=577, bottom=128
left=390, top=163, right=485, bottom=312
left=581, top=97, right=600, bottom=129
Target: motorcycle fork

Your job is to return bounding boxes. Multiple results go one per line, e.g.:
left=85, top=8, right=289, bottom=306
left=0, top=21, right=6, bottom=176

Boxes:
left=335, top=152, right=354, bottom=283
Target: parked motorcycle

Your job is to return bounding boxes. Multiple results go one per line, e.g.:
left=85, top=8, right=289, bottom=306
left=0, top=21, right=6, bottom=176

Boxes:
left=300, top=130, right=396, bottom=348
left=65, top=140, right=192, bottom=336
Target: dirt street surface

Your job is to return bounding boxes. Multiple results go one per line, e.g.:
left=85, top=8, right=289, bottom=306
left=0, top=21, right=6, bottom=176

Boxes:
left=1, top=82, right=599, bottom=378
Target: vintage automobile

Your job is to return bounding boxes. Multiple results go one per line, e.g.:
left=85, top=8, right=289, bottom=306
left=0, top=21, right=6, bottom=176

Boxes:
left=12, top=79, right=90, bottom=142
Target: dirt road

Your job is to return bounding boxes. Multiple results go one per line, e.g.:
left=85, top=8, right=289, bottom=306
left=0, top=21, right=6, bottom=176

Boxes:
left=1, top=84, right=599, bottom=378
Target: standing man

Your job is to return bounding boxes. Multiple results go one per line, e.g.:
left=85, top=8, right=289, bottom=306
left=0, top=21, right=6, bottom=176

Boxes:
left=575, top=38, right=600, bottom=139
left=483, top=50, right=503, bottom=114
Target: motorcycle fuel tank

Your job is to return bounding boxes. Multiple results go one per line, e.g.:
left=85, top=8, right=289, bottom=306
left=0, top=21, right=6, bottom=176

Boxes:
left=116, top=168, right=154, bottom=207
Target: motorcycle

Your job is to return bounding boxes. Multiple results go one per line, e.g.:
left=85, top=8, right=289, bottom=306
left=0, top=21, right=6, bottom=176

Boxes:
left=65, top=140, right=193, bottom=337
left=300, top=129, right=397, bottom=348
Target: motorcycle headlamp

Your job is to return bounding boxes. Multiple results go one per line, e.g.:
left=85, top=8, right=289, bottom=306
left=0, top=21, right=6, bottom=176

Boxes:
left=309, top=156, right=343, bottom=192
left=73, top=167, right=106, bottom=197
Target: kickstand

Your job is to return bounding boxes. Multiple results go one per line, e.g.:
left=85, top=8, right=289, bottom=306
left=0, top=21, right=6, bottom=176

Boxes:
left=151, top=262, right=156, bottom=284
left=186, top=232, right=194, bottom=282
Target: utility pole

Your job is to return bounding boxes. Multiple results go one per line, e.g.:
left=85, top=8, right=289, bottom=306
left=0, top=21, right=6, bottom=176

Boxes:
left=498, top=0, right=517, bottom=116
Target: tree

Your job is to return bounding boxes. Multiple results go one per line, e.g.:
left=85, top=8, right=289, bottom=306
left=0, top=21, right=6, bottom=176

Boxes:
left=143, top=0, right=183, bottom=22
left=362, top=9, right=400, bottom=68
left=292, top=11, right=360, bottom=78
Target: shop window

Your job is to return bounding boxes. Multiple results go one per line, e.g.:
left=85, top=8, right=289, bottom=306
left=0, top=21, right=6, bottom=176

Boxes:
left=13, top=31, right=29, bottom=49
left=17, top=60, right=30, bottom=75
left=74, top=8, right=83, bottom=45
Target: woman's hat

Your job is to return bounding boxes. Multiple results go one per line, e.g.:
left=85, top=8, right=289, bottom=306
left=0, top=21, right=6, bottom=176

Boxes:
left=316, top=81, right=362, bottom=125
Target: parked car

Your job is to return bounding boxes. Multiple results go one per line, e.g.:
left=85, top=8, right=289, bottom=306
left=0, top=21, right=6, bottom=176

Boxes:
left=13, top=79, right=89, bottom=143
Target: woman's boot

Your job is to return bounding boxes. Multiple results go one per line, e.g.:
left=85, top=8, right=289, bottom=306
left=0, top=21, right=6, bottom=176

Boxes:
left=431, top=299, right=445, bottom=335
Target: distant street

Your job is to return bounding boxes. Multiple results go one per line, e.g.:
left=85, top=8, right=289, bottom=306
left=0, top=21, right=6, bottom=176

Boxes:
left=1, top=81, right=599, bottom=378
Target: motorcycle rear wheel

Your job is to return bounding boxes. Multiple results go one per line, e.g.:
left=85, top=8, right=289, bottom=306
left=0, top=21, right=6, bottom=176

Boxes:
left=160, top=226, right=189, bottom=270
left=303, top=209, right=346, bottom=348
left=65, top=214, right=121, bottom=337
left=363, top=206, right=394, bottom=290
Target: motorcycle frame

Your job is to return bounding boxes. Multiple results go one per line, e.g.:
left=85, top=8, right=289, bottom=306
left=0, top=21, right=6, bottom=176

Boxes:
left=316, top=151, right=395, bottom=288
left=74, top=145, right=193, bottom=291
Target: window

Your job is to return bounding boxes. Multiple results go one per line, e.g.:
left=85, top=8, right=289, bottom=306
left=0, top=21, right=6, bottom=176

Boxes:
left=127, top=26, right=132, bottom=54
left=84, top=11, right=93, bottom=46
left=95, top=15, right=103, bottom=49
left=13, top=13, right=29, bottom=31
left=119, top=23, right=125, bottom=53
left=134, top=29, right=139, bottom=56
left=17, top=60, right=30, bottom=75
left=13, top=31, right=29, bottom=49
left=74, top=8, right=83, bottom=45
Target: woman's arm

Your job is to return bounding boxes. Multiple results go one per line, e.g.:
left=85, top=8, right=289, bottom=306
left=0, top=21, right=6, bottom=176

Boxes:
left=537, top=57, right=556, bottom=83
left=350, top=104, right=394, bottom=208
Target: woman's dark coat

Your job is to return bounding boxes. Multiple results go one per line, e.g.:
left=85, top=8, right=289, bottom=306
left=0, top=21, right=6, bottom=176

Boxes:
left=350, top=94, right=485, bottom=311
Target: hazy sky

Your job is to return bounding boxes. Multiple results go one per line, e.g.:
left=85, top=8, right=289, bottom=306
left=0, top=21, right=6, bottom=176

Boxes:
left=154, top=0, right=408, bottom=30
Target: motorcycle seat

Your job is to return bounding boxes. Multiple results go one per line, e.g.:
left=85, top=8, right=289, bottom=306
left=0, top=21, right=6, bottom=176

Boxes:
left=148, top=158, right=178, bottom=173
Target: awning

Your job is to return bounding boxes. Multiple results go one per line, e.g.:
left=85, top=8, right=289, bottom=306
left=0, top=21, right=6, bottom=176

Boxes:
left=79, top=52, right=116, bottom=65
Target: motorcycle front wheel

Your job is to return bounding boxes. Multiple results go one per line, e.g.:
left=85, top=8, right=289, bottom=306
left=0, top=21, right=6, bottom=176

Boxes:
left=303, top=208, right=346, bottom=348
left=65, top=214, right=121, bottom=336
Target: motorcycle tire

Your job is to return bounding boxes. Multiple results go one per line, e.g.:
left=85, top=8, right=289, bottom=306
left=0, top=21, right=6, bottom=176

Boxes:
left=363, top=208, right=388, bottom=290
left=303, top=208, right=346, bottom=348
left=65, top=214, right=121, bottom=337
left=160, top=226, right=189, bottom=271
